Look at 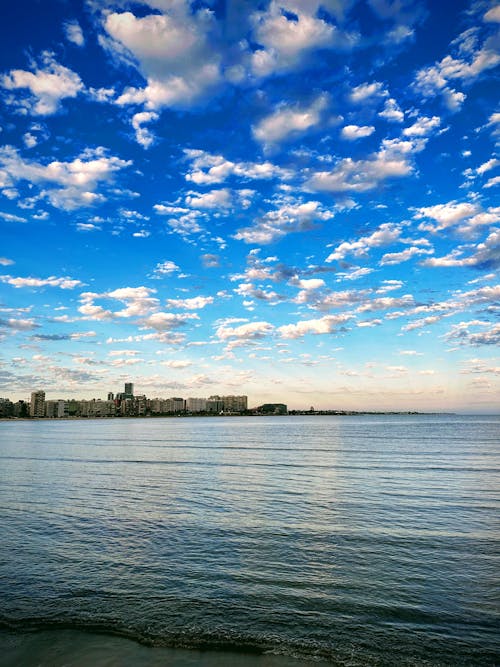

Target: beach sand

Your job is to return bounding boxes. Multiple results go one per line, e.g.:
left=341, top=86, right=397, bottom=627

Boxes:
left=1, top=628, right=331, bottom=666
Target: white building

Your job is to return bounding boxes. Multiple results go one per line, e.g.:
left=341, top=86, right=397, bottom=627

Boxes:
left=186, top=397, right=207, bottom=413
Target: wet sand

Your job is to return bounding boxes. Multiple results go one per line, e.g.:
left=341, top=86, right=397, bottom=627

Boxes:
left=1, top=629, right=331, bottom=667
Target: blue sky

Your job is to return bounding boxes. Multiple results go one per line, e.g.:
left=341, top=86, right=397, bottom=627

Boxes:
left=0, top=0, right=499, bottom=411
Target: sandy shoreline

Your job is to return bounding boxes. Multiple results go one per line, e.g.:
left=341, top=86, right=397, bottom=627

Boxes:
left=2, top=628, right=330, bottom=667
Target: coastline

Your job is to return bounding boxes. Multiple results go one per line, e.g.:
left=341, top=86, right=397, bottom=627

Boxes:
left=1, top=628, right=331, bottom=667
left=0, top=410, right=448, bottom=422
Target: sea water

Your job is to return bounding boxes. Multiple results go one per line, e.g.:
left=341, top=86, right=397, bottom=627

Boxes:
left=0, top=415, right=498, bottom=666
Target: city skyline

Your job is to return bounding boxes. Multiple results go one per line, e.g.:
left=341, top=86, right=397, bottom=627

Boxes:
left=0, top=1, right=499, bottom=413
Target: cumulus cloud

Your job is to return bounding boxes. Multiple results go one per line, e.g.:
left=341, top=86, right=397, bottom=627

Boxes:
left=252, top=94, right=328, bottom=146
left=484, top=6, right=500, bottom=22
left=341, top=124, right=375, bottom=140
left=445, top=320, right=500, bottom=346
left=378, top=97, right=404, bottom=122
left=326, top=222, right=401, bottom=262
left=78, top=286, right=160, bottom=321
left=415, top=201, right=480, bottom=232
left=0, top=145, right=131, bottom=210
left=140, top=311, right=198, bottom=331
left=250, top=1, right=357, bottom=77
left=349, top=81, right=387, bottom=103
left=159, top=359, right=193, bottom=369
left=0, top=317, right=38, bottom=331
left=104, top=5, right=222, bottom=110
left=131, top=111, right=158, bottom=148
left=183, top=149, right=291, bottom=185
left=1, top=51, right=83, bottom=115
left=150, top=260, right=180, bottom=277
left=402, top=115, right=441, bottom=137
left=185, top=188, right=232, bottom=209
left=64, top=20, right=85, bottom=47
left=278, top=314, right=352, bottom=339
left=414, top=28, right=500, bottom=110
left=305, top=135, right=430, bottom=193
left=0, top=274, right=83, bottom=289
left=216, top=320, right=274, bottom=349
left=380, top=246, right=434, bottom=265
left=165, top=296, right=214, bottom=310
left=422, top=230, right=500, bottom=270
left=234, top=199, right=334, bottom=244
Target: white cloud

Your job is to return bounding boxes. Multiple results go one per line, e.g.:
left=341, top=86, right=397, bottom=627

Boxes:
left=0, top=145, right=131, bottom=210
left=414, top=33, right=500, bottom=110
left=183, top=149, right=291, bottom=185
left=378, top=97, right=404, bottom=122
left=185, top=188, right=232, bottom=209
left=358, top=295, right=415, bottom=312
left=0, top=211, right=27, bottom=223
left=298, top=278, right=325, bottom=290
left=131, top=111, right=158, bottom=148
left=151, top=260, right=180, bottom=277
left=349, top=81, right=387, bottom=103
left=415, top=201, right=480, bottom=232
left=23, top=132, right=37, bottom=148
left=422, top=230, right=500, bottom=269
left=484, top=6, right=500, bottom=22
left=165, top=296, right=214, bottom=310
left=250, top=2, right=356, bottom=77
left=402, top=115, right=441, bottom=137
left=306, top=136, right=424, bottom=193
left=326, top=222, right=401, bottom=262
left=0, top=257, right=14, bottom=266
left=64, top=20, right=85, bottom=47
left=234, top=199, right=334, bottom=244
left=476, top=158, right=499, bottom=175
left=341, top=124, right=375, bottom=140
left=0, top=317, right=38, bottom=331
left=445, top=320, right=500, bottom=346
left=159, top=359, right=193, bottom=368
left=380, top=246, right=434, bottom=265
left=252, top=94, right=328, bottom=146
left=78, top=286, right=160, bottom=321
left=104, top=5, right=221, bottom=110
left=141, top=311, right=198, bottom=331
left=278, top=314, right=352, bottom=339
left=1, top=51, right=83, bottom=115
left=216, top=320, right=274, bottom=348
left=0, top=274, right=83, bottom=289
left=484, top=175, right=500, bottom=188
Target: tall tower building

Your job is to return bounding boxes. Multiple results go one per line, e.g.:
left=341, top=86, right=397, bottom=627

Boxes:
left=124, top=382, right=134, bottom=398
left=30, top=390, right=46, bottom=417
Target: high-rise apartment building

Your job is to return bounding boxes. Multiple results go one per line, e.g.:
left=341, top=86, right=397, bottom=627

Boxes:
left=124, top=383, right=134, bottom=398
left=30, top=390, right=46, bottom=417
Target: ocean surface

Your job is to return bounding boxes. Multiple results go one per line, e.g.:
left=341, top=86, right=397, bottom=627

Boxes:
left=0, top=414, right=498, bottom=666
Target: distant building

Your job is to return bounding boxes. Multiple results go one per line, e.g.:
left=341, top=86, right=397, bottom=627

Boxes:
left=45, top=400, right=67, bottom=418
left=207, top=395, right=224, bottom=413
left=166, top=397, right=185, bottom=413
left=254, top=403, right=288, bottom=415
left=107, top=392, right=114, bottom=401
left=124, top=383, right=134, bottom=399
left=186, top=397, right=207, bottom=413
left=221, top=395, right=248, bottom=413
left=30, top=390, right=46, bottom=417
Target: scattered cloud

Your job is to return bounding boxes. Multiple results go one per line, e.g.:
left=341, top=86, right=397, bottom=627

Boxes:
left=1, top=51, right=83, bottom=115
left=341, top=124, right=375, bottom=140
left=252, top=94, right=329, bottom=147
left=64, top=20, right=85, bottom=47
